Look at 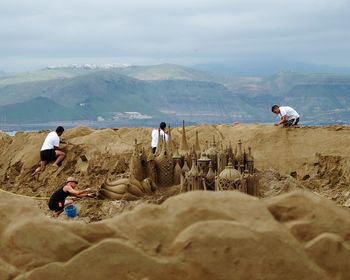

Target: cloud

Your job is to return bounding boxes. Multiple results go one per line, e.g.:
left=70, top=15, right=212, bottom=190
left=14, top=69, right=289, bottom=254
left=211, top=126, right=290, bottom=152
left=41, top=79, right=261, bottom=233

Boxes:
left=0, top=0, right=350, bottom=70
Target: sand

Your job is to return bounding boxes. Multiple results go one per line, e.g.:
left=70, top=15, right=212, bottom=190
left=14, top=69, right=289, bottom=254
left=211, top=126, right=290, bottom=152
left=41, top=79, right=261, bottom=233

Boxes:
left=1, top=124, right=350, bottom=206
left=1, top=124, right=350, bottom=279
left=1, top=191, right=349, bottom=280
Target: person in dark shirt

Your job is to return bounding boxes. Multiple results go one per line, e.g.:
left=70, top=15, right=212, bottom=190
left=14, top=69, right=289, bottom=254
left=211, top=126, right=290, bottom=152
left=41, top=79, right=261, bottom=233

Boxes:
left=48, top=176, right=92, bottom=217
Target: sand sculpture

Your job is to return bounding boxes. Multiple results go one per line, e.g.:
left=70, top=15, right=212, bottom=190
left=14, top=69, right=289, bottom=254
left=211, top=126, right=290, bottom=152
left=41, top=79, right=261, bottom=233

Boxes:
left=99, top=121, right=259, bottom=200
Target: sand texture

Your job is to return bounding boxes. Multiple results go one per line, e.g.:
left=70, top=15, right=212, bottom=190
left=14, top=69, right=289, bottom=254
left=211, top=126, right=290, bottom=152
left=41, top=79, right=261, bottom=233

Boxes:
left=1, top=124, right=350, bottom=207
left=1, top=124, right=350, bottom=279
left=0, top=190, right=349, bottom=280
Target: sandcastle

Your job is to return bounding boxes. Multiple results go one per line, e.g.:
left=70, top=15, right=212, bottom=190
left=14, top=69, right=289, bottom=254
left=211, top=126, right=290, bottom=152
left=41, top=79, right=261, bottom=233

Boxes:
left=99, top=121, right=259, bottom=200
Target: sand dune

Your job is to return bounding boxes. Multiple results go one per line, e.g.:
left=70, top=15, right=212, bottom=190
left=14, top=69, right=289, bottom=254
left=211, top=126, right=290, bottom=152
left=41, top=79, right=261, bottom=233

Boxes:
left=0, top=190, right=349, bottom=280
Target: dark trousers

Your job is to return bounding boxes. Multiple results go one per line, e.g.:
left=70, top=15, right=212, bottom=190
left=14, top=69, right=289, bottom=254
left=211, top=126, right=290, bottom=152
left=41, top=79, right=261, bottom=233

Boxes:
left=284, top=117, right=299, bottom=127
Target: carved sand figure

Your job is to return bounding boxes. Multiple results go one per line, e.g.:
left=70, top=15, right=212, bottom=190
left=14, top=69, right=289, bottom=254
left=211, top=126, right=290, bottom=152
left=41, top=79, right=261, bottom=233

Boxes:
left=99, top=176, right=153, bottom=200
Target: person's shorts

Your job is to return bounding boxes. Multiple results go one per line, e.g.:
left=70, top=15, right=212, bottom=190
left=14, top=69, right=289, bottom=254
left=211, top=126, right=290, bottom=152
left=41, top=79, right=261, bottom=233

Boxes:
left=284, top=118, right=299, bottom=127
left=40, top=149, right=56, bottom=162
left=48, top=200, right=64, bottom=212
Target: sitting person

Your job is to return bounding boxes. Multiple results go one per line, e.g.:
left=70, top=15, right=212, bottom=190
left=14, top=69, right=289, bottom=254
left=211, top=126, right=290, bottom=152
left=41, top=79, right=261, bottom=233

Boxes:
left=34, top=126, right=66, bottom=174
left=271, top=105, right=300, bottom=127
left=48, top=177, right=93, bottom=217
left=151, top=122, right=168, bottom=153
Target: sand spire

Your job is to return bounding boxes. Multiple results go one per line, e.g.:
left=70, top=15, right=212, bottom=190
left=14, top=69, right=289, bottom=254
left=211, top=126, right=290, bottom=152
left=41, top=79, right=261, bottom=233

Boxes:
left=180, top=120, right=189, bottom=151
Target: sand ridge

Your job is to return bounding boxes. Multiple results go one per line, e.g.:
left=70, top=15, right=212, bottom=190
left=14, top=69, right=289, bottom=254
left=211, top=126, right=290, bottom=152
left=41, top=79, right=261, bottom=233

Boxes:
left=1, top=124, right=350, bottom=206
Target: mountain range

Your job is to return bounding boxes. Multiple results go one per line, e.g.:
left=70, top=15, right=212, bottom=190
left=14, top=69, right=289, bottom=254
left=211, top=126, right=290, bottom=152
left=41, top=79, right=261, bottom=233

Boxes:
left=0, top=63, right=350, bottom=126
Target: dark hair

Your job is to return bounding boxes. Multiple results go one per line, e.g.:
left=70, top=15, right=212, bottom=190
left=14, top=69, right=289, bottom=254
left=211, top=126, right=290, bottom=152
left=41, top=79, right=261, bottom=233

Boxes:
left=56, top=126, right=65, bottom=133
left=271, top=105, right=279, bottom=112
left=159, top=122, right=166, bottom=130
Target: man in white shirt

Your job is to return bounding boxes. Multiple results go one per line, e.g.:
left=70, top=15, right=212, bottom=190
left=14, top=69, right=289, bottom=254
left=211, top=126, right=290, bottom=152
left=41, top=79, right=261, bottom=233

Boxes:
left=34, top=126, right=66, bottom=174
left=151, top=122, right=168, bottom=153
left=272, top=105, right=300, bottom=127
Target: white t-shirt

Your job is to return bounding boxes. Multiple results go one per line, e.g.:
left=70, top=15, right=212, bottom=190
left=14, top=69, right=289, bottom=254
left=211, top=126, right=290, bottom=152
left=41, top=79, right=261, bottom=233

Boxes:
left=41, top=131, right=60, bottom=151
left=151, top=129, right=168, bottom=148
left=279, top=106, right=299, bottom=120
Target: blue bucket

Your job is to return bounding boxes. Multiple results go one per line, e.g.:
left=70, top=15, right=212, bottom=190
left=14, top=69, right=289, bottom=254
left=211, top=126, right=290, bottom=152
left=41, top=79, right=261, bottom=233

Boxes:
left=64, top=204, right=77, bottom=219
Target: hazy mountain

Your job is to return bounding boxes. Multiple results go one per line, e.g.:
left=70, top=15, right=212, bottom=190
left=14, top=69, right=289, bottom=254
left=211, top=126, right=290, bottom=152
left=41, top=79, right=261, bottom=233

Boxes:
left=0, top=64, right=219, bottom=87
left=194, top=61, right=350, bottom=77
left=0, top=71, right=10, bottom=78
left=1, top=64, right=350, bottom=125
left=0, top=97, right=86, bottom=123
left=0, top=71, right=254, bottom=124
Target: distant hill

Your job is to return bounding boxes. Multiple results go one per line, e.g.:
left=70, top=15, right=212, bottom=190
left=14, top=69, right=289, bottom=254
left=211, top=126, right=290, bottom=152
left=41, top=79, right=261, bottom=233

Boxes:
left=194, top=61, right=350, bottom=77
left=0, top=97, right=86, bottom=123
left=113, top=63, right=217, bottom=81
left=0, top=64, right=220, bottom=87
left=0, top=71, right=254, bottom=124
left=1, top=64, right=350, bottom=125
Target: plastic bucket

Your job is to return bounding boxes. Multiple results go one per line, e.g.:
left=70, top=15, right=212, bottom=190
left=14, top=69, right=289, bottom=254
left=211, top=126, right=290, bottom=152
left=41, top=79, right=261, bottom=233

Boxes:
left=64, top=204, right=77, bottom=219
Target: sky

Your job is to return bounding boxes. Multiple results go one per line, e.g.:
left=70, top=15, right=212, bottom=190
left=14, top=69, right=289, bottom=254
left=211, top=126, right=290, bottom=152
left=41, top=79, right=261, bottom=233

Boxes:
left=1, top=0, right=350, bottom=71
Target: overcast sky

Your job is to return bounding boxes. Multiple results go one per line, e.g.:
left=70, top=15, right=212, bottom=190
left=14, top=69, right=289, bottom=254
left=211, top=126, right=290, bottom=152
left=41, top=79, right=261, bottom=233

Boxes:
left=1, top=0, right=350, bottom=71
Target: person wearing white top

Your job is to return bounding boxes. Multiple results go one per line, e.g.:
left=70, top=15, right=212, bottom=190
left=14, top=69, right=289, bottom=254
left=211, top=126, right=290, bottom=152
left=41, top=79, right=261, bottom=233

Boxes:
left=33, top=126, right=66, bottom=174
left=151, top=122, right=168, bottom=153
left=272, top=105, right=300, bottom=127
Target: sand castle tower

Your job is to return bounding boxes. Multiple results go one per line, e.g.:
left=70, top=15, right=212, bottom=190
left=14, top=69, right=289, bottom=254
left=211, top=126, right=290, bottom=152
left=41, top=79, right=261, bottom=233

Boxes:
left=194, top=131, right=201, bottom=154
left=236, top=140, right=244, bottom=173
left=155, top=137, right=173, bottom=187
left=204, top=161, right=215, bottom=190
left=186, top=155, right=201, bottom=191
left=179, top=120, right=189, bottom=154
left=182, top=158, right=190, bottom=172
left=217, top=145, right=227, bottom=173
left=246, top=147, right=255, bottom=173
left=227, top=141, right=234, bottom=162
left=197, top=152, right=211, bottom=175
left=205, top=137, right=219, bottom=172
left=130, top=139, right=145, bottom=181
left=146, top=151, right=157, bottom=184
left=217, top=158, right=241, bottom=191
left=240, top=170, right=249, bottom=193
left=173, top=158, right=182, bottom=185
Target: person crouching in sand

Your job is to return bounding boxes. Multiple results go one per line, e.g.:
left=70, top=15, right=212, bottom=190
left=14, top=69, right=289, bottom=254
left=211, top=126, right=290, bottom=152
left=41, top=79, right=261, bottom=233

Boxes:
left=34, top=126, right=66, bottom=174
left=48, top=177, right=93, bottom=217
left=271, top=105, right=300, bottom=127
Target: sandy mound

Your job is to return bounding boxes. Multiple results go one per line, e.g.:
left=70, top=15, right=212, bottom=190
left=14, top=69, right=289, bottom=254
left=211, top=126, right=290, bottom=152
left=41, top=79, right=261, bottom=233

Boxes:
left=1, top=124, right=350, bottom=189
left=1, top=124, right=350, bottom=221
left=1, top=190, right=349, bottom=280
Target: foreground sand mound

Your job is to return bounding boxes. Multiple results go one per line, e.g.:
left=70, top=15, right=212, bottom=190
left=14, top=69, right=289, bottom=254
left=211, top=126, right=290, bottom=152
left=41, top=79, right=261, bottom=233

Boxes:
left=1, top=190, right=349, bottom=280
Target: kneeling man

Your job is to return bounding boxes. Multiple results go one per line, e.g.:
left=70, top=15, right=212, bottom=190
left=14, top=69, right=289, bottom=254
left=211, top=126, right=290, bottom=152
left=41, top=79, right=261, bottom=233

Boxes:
left=272, top=105, right=300, bottom=127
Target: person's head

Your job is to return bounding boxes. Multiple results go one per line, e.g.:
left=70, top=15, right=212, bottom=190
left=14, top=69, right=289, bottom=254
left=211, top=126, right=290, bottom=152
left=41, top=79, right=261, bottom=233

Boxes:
left=271, top=105, right=280, bottom=115
left=66, top=177, right=78, bottom=188
left=56, top=126, right=65, bottom=136
left=159, top=122, right=166, bottom=131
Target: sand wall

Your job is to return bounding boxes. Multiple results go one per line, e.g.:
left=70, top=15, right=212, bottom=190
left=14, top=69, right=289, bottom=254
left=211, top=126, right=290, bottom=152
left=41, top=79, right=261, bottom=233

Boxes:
left=1, top=124, right=350, bottom=197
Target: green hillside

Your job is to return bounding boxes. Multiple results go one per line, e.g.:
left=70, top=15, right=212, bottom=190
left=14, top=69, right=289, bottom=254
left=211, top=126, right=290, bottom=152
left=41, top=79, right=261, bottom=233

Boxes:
left=0, top=97, right=86, bottom=123
left=0, top=71, right=253, bottom=123
left=1, top=65, right=350, bottom=124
